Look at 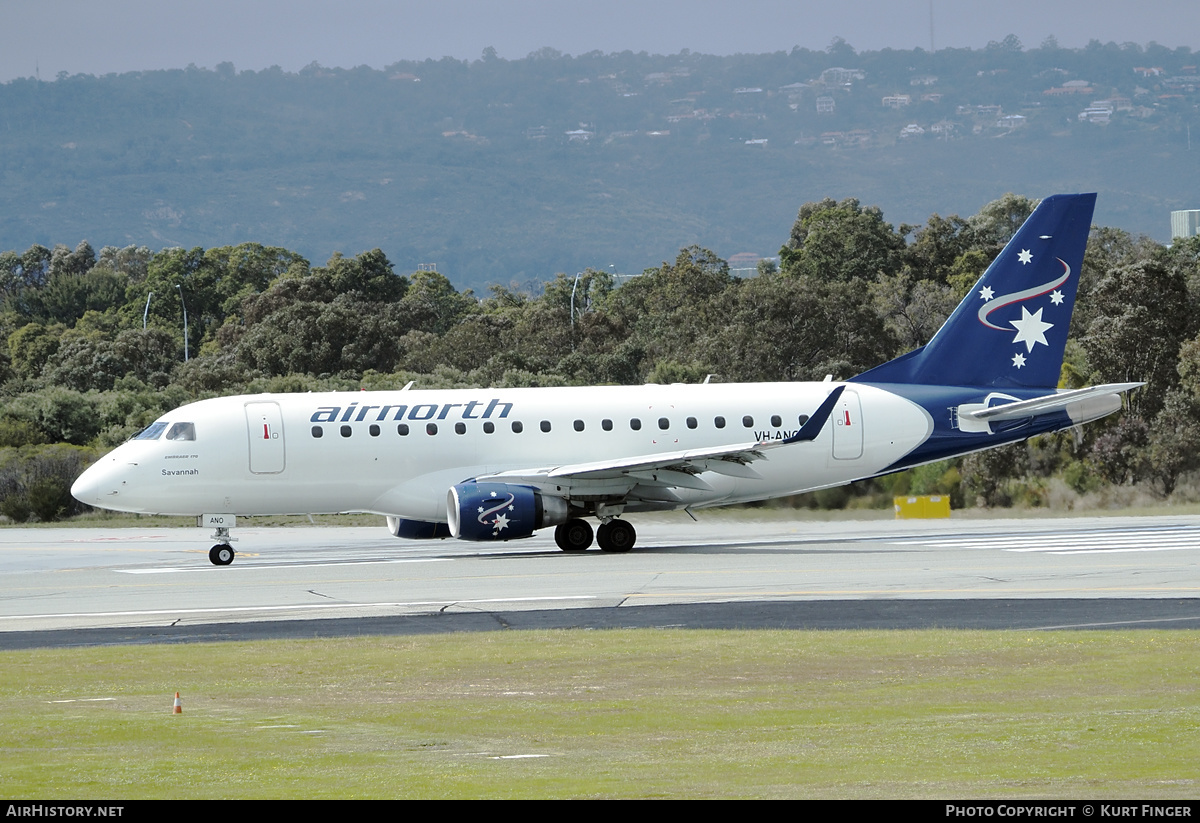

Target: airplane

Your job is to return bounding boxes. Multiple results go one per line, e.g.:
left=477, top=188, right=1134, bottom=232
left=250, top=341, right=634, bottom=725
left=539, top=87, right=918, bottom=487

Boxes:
left=71, top=193, right=1141, bottom=565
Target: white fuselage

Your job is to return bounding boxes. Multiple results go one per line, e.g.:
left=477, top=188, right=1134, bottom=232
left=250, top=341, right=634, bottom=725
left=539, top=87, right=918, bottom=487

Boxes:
left=71, top=382, right=933, bottom=521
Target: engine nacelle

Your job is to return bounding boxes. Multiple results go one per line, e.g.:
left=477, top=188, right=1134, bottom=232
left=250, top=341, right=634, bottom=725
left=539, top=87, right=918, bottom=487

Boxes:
left=447, top=482, right=569, bottom=541
left=386, top=516, right=451, bottom=540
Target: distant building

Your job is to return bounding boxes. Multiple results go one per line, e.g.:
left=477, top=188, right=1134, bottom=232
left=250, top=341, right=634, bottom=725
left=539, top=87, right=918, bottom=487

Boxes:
left=820, top=67, right=865, bottom=85
left=816, top=96, right=835, bottom=113
left=1171, top=210, right=1200, bottom=240
left=882, top=94, right=911, bottom=109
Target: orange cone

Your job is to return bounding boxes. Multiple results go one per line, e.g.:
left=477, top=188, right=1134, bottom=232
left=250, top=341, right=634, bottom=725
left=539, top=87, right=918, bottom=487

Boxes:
left=173, top=692, right=182, bottom=714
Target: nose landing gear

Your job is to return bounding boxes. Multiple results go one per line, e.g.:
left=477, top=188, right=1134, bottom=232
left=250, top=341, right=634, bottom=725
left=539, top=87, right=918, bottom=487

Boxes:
left=207, top=523, right=236, bottom=566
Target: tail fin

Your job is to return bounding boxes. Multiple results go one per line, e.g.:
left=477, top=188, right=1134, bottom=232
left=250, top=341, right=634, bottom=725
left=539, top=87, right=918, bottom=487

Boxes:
left=851, top=193, right=1096, bottom=389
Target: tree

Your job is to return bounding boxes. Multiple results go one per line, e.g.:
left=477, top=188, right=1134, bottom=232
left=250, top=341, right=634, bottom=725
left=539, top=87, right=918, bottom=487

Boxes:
left=966, top=193, right=1038, bottom=250
left=903, top=213, right=970, bottom=285
left=701, top=272, right=895, bottom=382
left=1082, top=259, right=1192, bottom=415
left=1147, top=388, right=1200, bottom=496
left=779, top=198, right=906, bottom=282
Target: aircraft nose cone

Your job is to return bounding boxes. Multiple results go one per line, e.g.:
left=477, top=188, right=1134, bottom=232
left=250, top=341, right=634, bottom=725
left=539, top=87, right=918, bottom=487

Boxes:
left=72, top=458, right=127, bottom=507
left=71, top=466, right=102, bottom=505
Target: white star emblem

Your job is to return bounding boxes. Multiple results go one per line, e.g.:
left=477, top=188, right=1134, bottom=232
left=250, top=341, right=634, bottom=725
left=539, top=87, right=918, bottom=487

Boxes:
left=1017, top=249, right=1033, bottom=265
left=1009, top=306, right=1053, bottom=352
left=492, top=513, right=510, bottom=532
left=1012, top=353, right=1026, bottom=369
left=1050, top=290, right=1064, bottom=305
left=979, top=286, right=994, bottom=300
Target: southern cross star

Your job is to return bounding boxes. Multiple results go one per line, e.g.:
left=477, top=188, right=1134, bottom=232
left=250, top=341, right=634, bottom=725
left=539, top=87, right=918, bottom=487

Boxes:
left=1017, top=249, right=1033, bottom=265
left=1010, top=306, right=1052, bottom=352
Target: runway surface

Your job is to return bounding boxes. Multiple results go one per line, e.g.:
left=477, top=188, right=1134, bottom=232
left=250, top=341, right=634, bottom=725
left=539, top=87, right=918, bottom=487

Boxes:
left=2, top=513, right=1199, bottom=647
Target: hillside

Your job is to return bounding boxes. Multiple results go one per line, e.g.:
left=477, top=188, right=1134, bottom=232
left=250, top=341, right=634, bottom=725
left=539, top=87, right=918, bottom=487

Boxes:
left=2, top=40, right=1198, bottom=289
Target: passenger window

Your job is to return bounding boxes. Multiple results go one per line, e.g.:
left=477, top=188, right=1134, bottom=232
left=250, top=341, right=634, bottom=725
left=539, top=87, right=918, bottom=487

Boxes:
left=369, top=424, right=380, bottom=437
left=165, top=422, right=196, bottom=441
left=658, top=417, right=670, bottom=430
left=686, top=417, right=697, bottom=429
left=398, top=424, right=410, bottom=436
left=484, top=421, right=495, bottom=434
left=455, top=422, right=466, bottom=435
left=574, top=420, right=585, bottom=432
left=541, top=420, right=552, bottom=432
left=798, top=414, right=810, bottom=425
left=771, top=415, right=782, bottom=427
left=426, top=423, right=438, bottom=435
left=714, top=416, right=726, bottom=429
left=311, top=426, right=323, bottom=438
left=133, top=422, right=168, bottom=440
left=602, top=419, right=613, bottom=431
left=340, top=425, right=352, bottom=437
left=743, top=415, right=754, bottom=428
left=512, top=421, right=524, bottom=433
left=630, top=418, right=642, bottom=431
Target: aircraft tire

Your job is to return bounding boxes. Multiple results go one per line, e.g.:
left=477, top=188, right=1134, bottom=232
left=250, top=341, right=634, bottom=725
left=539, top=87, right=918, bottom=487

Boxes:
left=209, top=545, right=235, bottom=566
left=596, top=520, right=635, bottom=553
left=555, top=519, right=593, bottom=552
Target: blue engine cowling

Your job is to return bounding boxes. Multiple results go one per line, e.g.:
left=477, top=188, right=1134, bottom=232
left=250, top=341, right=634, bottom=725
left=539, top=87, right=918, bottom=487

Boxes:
left=447, top=482, right=569, bottom=541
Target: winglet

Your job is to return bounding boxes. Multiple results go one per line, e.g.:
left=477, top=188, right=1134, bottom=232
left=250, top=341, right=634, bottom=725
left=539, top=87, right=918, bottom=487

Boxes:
left=782, top=385, right=845, bottom=444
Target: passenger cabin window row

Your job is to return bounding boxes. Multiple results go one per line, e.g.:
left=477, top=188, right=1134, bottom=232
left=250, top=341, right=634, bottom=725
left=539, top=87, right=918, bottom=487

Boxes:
left=311, top=412, right=811, bottom=439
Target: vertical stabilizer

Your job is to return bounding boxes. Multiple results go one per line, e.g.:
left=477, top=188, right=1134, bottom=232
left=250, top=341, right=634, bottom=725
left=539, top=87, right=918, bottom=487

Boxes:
left=852, top=193, right=1096, bottom=389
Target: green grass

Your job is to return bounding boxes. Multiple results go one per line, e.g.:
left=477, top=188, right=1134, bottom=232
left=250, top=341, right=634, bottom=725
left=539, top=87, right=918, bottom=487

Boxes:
left=2, top=630, right=1198, bottom=798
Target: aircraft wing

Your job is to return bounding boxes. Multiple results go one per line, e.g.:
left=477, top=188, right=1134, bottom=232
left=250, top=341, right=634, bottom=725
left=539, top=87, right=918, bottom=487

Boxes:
left=960, top=383, right=1143, bottom=423
left=476, top=387, right=844, bottom=498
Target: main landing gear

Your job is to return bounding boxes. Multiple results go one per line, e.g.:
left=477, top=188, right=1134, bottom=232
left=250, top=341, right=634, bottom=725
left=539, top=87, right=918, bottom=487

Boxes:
left=553, top=518, right=636, bottom=553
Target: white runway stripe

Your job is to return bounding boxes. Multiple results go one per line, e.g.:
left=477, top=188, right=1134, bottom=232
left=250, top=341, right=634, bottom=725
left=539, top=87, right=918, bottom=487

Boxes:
left=888, top=526, right=1200, bottom=554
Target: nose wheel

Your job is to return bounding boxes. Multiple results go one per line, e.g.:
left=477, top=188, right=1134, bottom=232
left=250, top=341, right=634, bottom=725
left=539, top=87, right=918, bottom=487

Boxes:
left=207, top=524, right=237, bottom=565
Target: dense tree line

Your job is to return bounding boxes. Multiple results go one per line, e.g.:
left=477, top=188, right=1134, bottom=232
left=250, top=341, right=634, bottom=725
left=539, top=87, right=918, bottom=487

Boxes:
left=4, top=193, right=1200, bottom=520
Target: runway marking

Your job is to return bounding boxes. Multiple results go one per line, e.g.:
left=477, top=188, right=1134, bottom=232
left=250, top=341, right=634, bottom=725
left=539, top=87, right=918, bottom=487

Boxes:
left=116, top=557, right=453, bottom=574
left=887, top=525, right=1200, bottom=555
left=0, top=595, right=597, bottom=623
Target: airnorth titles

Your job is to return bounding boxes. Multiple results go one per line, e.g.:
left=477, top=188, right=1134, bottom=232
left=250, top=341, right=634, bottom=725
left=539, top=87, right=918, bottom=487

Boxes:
left=310, top=399, right=513, bottom=424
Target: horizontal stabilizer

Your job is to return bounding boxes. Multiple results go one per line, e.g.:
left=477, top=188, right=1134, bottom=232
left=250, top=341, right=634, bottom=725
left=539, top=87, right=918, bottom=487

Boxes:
left=960, top=383, right=1142, bottom=423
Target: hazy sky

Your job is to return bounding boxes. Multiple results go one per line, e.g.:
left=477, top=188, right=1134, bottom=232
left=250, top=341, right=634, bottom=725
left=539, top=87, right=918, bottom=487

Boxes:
left=2, top=0, right=1197, bottom=82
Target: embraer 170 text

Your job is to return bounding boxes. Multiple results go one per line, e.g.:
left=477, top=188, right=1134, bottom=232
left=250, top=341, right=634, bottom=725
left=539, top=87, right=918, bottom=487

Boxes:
left=72, top=193, right=1141, bottom=564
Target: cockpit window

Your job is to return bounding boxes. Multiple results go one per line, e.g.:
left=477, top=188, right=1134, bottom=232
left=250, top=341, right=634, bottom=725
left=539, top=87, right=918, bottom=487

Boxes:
left=165, top=422, right=196, bottom=441
left=133, top=422, right=169, bottom=440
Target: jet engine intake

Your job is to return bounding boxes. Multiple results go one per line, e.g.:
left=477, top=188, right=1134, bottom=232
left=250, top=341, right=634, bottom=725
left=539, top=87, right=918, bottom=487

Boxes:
left=447, top=482, right=569, bottom=541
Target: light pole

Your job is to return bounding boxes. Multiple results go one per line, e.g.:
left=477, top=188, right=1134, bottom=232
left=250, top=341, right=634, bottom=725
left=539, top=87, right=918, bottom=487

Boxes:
left=175, top=284, right=188, bottom=361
